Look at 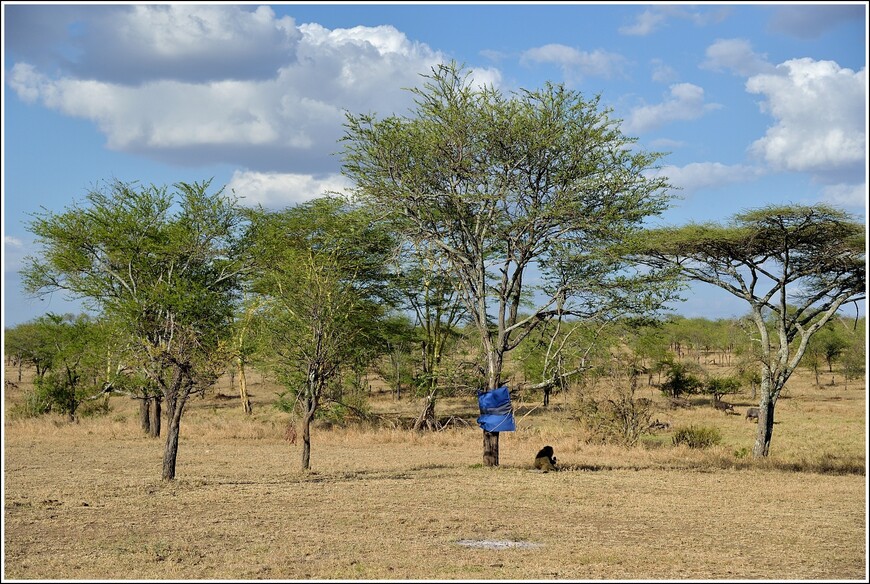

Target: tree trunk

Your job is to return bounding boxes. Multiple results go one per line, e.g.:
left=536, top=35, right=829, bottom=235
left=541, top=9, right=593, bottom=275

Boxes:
left=752, top=376, right=776, bottom=458
left=413, top=392, right=437, bottom=431
left=161, top=396, right=185, bottom=481
left=139, top=397, right=151, bottom=434
left=300, top=391, right=318, bottom=471
left=483, top=431, right=499, bottom=466
left=149, top=397, right=162, bottom=438
left=481, top=352, right=503, bottom=466
left=543, top=386, right=550, bottom=407
left=237, top=357, right=252, bottom=415
left=301, top=410, right=313, bottom=471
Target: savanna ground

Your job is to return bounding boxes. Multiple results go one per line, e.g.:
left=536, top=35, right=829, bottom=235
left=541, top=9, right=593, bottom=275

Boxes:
left=3, top=357, right=867, bottom=581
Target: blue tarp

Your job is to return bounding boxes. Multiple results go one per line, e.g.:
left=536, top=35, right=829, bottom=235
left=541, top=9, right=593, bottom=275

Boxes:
left=477, top=386, right=516, bottom=432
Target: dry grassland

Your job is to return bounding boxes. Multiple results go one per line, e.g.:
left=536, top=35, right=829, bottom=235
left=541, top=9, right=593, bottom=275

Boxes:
left=3, top=363, right=867, bottom=581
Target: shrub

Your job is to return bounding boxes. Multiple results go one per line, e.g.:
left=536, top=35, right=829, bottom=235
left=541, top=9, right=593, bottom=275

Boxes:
left=672, top=425, right=722, bottom=449
left=659, top=359, right=703, bottom=398
left=575, top=369, right=657, bottom=447
left=705, top=375, right=741, bottom=402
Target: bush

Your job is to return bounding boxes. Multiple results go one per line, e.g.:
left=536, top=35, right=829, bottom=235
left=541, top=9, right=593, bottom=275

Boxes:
left=659, top=360, right=703, bottom=398
left=574, top=372, right=656, bottom=447
left=672, top=425, right=722, bottom=449
left=8, top=388, right=52, bottom=419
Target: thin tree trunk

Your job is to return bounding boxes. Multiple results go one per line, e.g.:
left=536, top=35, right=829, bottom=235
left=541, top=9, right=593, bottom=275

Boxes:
left=149, top=397, right=162, bottom=438
left=482, top=350, right=503, bottom=467
left=301, top=409, right=314, bottom=471
left=300, top=391, right=318, bottom=471
left=237, top=357, right=252, bottom=415
left=483, top=338, right=504, bottom=466
left=161, top=395, right=185, bottom=481
left=483, top=431, right=499, bottom=466
left=139, top=396, right=151, bottom=434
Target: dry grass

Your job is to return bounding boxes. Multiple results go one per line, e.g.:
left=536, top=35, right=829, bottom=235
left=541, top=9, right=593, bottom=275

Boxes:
left=3, top=362, right=867, bottom=580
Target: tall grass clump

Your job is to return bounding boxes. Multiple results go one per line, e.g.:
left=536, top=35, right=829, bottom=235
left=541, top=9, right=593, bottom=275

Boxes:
left=672, top=425, right=722, bottom=449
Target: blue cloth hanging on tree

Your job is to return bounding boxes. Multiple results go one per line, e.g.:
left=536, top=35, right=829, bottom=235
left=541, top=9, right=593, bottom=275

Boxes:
left=477, top=386, right=516, bottom=432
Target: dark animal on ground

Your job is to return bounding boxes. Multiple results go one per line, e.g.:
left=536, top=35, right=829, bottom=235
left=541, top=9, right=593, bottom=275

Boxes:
left=669, top=397, right=692, bottom=409
left=745, top=407, right=760, bottom=422
left=534, top=445, right=558, bottom=472
left=650, top=419, right=671, bottom=431
left=714, top=400, right=736, bottom=414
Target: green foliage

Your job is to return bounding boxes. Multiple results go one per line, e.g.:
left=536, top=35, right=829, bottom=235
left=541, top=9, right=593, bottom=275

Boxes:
left=22, top=179, right=247, bottom=478
left=672, top=425, right=722, bottom=449
left=247, top=196, right=396, bottom=461
left=4, top=320, right=58, bottom=378
left=9, top=388, right=52, bottom=419
left=704, top=375, right=741, bottom=401
left=659, top=359, right=703, bottom=398
left=343, top=60, right=678, bottom=396
left=635, top=205, right=865, bottom=457
left=6, top=313, right=113, bottom=421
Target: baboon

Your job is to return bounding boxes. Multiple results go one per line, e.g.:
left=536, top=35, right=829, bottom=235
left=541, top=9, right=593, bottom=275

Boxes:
left=534, top=445, right=558, bottom=472
left=745, top=407, right=760, bottom=422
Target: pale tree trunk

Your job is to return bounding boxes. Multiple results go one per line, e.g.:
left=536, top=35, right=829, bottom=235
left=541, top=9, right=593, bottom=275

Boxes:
left=413, top=389, right=437, bottom=431
left=237, top=356, right=252, bottom=415
left=753, top=374, right=778, bottom=457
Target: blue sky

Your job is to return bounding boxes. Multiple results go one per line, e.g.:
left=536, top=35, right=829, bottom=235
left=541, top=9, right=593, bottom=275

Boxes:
left=2, top=2, right=867, bottom=328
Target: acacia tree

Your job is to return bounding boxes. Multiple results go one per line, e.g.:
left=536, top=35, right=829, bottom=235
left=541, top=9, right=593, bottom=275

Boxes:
left=4, top=319, right=56, bottom=382
left=635, top=204, right=865, bottom=456
left=342, top=61, right=675, bottom=465
left=23, top=179, right=245, bottom=480
left=393, top=245, right=468, bottom=431
left=246, top=197, right=395, bottom=471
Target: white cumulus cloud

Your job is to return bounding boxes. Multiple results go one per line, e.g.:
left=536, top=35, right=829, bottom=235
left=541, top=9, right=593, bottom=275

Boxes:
left=226, top=170, right=353, bottom=209
left=625, top=83, right=722, bottom=133
left=650, top=162, right=765, bottom=194
left=4, top=235, right=29, bottom=272
left=746, top=58, right=866, bottom=174
left=619, top=5, right=730, bottom=36
left=6, top=7, right=447, bottom=174
left=819, top=183, right=868, bottom=211
left=701, top=38, right=776, bottom=77
left=520, top=44, right=626, bottom=83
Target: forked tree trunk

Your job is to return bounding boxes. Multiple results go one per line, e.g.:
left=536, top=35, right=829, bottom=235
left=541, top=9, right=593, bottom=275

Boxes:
left=161, top=395, right=185, bottom=481
left=413, top=391, right=437, bottom=431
